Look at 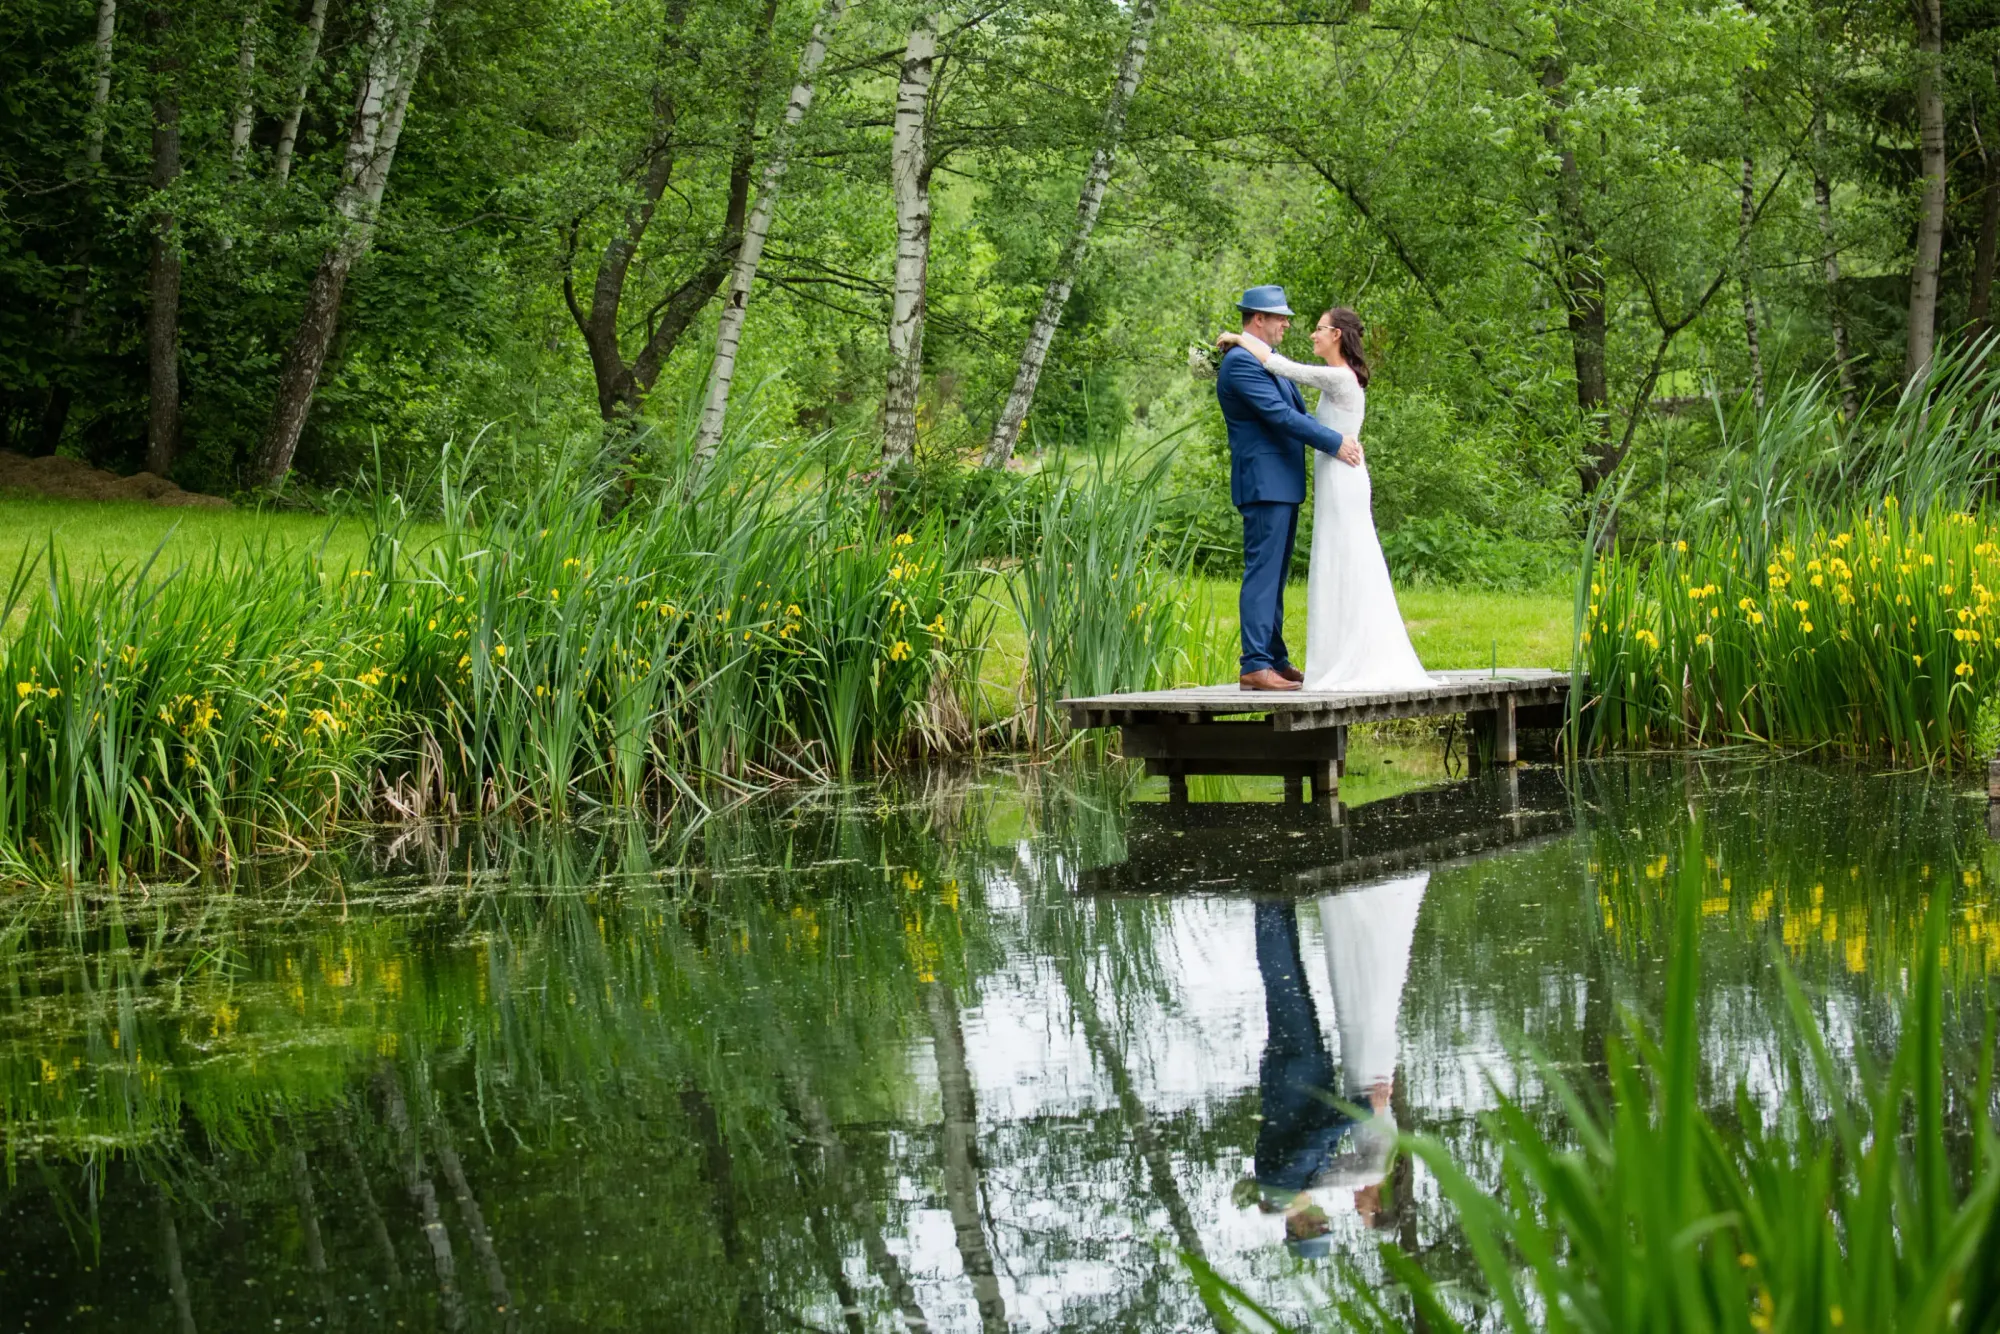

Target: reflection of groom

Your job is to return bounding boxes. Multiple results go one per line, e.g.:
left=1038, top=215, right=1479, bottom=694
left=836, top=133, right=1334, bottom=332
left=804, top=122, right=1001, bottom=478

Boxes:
left=1244, top=900, right=1356, bottom=1256
left=1216, top=285, right=1361, bottom=692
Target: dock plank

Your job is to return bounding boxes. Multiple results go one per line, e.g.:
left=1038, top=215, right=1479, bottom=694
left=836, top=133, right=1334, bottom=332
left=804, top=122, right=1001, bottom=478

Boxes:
left=1060, top=669, right=1572, bottom=731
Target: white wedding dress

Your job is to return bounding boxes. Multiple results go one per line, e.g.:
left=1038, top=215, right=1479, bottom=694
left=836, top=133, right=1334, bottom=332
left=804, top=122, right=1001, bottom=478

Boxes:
left=1262, top=351, right=1433, bottom=692
left=1310, top=871, right=1429, bottom=1195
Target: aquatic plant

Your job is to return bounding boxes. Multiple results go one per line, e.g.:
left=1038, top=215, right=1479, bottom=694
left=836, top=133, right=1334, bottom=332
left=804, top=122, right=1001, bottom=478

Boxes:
left=1581, top=500, right=2000, bottom=763
left=0, top=429, right=1203, bottom=887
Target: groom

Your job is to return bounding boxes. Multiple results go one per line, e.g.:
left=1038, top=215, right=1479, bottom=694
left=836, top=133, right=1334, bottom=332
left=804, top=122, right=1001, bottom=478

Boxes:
left=1217, top=285, right=1361, bottom=692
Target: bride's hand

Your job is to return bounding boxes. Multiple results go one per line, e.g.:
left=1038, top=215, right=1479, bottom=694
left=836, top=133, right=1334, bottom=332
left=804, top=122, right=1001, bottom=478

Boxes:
left=1215, top=331, right=1242, bottom=349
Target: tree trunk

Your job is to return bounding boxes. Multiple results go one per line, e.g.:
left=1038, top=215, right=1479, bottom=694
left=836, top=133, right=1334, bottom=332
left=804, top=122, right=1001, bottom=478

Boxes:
left=35, top=0, right=119, bottom=454
left=983, top=0, right=1158, bottom=469
left=273, top=0, right=331, bottom=185
left=882, top=15, right=938, bottom=472
left=1812, top=96, right=1861, bottom=418
left=1543, top=56, right=1611, bottom=493
left=565, top=0, right=773, bottom=427
left=255, top=0, right=434, bottom=487
left=1739, top=151, right=1766, bottom=412
left=145, top=1, right=183, bottom=478
left=696, top=0, right=849, bottom=455
left=1907, top=0, right=1947, bottom=385
left=925, top=982, right=1008, bottom=1334
left=229, top=8, right=257, bottom=170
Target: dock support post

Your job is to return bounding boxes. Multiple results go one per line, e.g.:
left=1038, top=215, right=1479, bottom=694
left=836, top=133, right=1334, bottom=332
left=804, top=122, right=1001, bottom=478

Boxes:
left=1309, top=758, right=1338, bottom=804
left=1468, top=699, right=1518, bottom=774
left=1283, top=775, right=1304, bottom=804
left=1167, top=771, right=1189, bottom=805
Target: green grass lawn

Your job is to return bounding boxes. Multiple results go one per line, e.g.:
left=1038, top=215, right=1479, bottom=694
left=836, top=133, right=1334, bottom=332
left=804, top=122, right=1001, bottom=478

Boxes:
left=1194, top=576, right=1573, bottom=675
left=0, top=496, right=386, bottom=579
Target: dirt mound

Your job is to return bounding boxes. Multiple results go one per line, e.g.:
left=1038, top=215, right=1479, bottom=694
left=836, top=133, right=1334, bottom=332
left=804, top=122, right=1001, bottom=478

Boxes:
left=0, top=451, right=230, bottom=508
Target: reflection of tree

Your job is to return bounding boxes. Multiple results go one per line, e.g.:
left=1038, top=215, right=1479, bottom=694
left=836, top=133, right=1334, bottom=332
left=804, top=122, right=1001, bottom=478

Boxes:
left=1017, top=766, right=1233, bottom=1331
left=926, top=980, right=1009, bottom=1334
left=157, top=1188, right=197, bottom=1334
left=794, top=1083, right=932, bottom=1333
left=288, top=1145, right=342, bottom=1332
left=376, top=1065, right=466, bottom=1331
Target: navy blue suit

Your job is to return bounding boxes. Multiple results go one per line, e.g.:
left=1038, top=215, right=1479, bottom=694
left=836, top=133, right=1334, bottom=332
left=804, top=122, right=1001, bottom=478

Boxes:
left=1216, top=346, right=1348, bottom=674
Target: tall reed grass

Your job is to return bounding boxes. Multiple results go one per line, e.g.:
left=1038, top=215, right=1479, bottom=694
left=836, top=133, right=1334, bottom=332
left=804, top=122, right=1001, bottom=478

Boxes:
left=0, top=430, right=1202, bottom=887
left=1580, top=341, right=2000, bottom=763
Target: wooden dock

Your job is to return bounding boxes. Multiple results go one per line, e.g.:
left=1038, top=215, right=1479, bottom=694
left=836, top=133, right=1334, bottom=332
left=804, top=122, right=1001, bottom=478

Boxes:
left=1060, top=668, right=1573, bottom=802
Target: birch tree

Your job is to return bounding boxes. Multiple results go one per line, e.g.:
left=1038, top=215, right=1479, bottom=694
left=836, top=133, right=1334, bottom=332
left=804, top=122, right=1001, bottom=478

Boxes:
left=255, top=0, right=435, bottom=487
left=1811, top=94, right=1859, bottom=418
left=146, top=1, right=183, bottom=477
left=35, top=0, right=119, bottom=452
left=882, top=14, right=938, bottom=471
left=695, top=0, right=848, bottom=457
left=229, top=7, right=258, bottom=171
left=982, top=0, right=1157, bottom=470
left=1738, top=149, right=1766, bottom=412
left=273, top=0, right=332, bottom=186
left=1906, top=0, right=1946, bottom=385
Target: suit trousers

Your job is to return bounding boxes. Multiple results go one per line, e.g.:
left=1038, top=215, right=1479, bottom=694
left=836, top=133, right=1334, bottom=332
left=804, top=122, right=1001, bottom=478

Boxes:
left=1239, top=501, right=1299, bottom=674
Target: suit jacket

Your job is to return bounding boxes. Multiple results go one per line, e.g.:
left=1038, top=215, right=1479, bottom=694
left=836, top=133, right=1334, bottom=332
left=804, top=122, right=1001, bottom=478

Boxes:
left=1215, top=345, right=1348, bottom=508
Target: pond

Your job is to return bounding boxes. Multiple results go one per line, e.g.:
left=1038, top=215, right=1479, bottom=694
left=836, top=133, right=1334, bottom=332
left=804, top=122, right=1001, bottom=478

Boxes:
left=2, top=753, right=1996, bottom=1332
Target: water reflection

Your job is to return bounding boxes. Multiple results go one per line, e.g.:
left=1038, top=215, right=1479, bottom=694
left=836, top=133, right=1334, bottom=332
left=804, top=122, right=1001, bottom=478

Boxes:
left=0, top=759, right=1994, bottom=1331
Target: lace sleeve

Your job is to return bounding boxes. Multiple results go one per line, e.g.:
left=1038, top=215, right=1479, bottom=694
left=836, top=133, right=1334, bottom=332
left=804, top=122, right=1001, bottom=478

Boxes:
left=1261, top=352, right=1357, bottom=402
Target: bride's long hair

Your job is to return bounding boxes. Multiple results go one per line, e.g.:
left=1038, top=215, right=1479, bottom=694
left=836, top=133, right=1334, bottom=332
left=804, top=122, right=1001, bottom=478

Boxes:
left=1325, top=307, right=1370, bottom=388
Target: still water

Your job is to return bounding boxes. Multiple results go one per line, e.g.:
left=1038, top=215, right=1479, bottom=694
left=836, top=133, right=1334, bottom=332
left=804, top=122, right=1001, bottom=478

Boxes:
left=3, top=754, right=1996, bottom=1332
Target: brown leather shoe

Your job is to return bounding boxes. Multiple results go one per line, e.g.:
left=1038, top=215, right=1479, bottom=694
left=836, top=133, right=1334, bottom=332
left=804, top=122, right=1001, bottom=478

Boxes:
left=1275, top=664, right=1305, bottom=683
left=1239, top=668, right=1302, bottom=692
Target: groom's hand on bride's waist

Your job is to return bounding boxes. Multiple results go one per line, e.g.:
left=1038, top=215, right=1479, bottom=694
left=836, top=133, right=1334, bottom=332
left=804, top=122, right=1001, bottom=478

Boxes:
left=1338, top=437, right=1362, bottom=467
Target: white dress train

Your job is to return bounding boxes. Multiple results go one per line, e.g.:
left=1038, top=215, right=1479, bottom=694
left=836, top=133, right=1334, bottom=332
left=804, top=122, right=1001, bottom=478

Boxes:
left=1261, top=351, right=1432, bottom=693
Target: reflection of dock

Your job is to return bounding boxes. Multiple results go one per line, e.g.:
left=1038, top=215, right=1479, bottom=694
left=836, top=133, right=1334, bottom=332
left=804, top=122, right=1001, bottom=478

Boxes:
left=1061, top=670, right=1572, bottom=802
left=1081, top=768, right=1572, bottom=898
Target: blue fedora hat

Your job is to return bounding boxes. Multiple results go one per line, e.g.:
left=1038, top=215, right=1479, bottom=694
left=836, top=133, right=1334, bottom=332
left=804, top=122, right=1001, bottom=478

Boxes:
left=1237, top=284, right=1296, bottom=316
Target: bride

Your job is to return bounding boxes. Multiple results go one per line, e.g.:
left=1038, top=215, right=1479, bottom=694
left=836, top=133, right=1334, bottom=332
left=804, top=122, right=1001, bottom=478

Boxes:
left=1218, top=308, right=1432, bottom=693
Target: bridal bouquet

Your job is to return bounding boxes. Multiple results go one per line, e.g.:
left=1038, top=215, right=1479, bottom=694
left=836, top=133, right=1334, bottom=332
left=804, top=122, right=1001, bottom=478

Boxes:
left=1187, top=342, right=1220, bottom=381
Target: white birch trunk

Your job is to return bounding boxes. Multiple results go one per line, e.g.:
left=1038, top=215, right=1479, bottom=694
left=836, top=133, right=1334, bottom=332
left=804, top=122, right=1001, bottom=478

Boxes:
left=273, top=0, right=332, bottom=185
left=1739, top=153, right=1765, bottom=412
left=695, top=0, right=848, bottom=456
left=1907, top=0, right=1947, bottom=385
left=983, top=0, right=1157, bottom=469
left=881, top=15, right=937, bottom=470
left=85, top=0, right=117, bottom=168
left=256, top=0, right=434, bottom=485
left=1811, top=97, right=1859, bottom=419
left=229, top=8, right=257, bottom=169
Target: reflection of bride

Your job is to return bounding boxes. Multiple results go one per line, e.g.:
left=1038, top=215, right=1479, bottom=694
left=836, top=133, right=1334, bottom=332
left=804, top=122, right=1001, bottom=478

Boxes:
left=1315, top=870, right=1428, bottom=1224
left=1236, top=871, right=1429, bottom=1253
